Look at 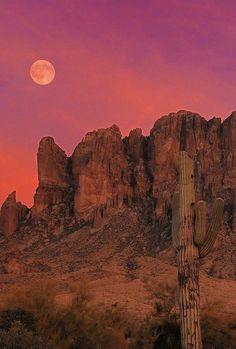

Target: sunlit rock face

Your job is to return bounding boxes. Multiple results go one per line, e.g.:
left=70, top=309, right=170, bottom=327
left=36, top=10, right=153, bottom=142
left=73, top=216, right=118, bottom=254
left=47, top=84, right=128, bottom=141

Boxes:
left=0, top=191, right=28, bottom=236
left=2, top=111, right=236, bottom=279
left=72, top=125, right=132, bottom=226
left=33, top=137, right=70, bottom=214
left=30, top=111, right=236, bottom=231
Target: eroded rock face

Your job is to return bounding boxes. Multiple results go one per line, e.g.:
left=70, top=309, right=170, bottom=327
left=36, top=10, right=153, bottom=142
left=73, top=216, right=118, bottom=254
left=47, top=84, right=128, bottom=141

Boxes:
left=30, top=111, right=236, bottom=232
left=222, top=112, right=236, bottom=185
left=0, top=192, right=28, bottom=236
left=2, top=110, right=236, bottom=280
left=33, top=137, right=70, bottom=214
left=148, top=111, right=224, bottom=221
left=72, top=125, right=132, bottom=225
left=148, top=112, right=183, bottom=219
left=222, top=112, right=236, bottom=232
left=124, top=128, right=151, bottom=208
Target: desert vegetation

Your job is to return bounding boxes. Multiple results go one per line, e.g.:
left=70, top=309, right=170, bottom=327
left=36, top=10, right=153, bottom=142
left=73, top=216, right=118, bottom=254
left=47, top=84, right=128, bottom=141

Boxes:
left=0, top=281, right=235, bottom=349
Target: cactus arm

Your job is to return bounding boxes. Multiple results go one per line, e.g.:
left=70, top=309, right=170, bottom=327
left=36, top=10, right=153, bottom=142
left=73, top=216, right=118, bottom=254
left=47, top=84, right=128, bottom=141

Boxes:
left=171, top=191, right=180, bottom=251
left=199, top=198, right=224, bottom=258
left=194, top=200, right=206, bottom=246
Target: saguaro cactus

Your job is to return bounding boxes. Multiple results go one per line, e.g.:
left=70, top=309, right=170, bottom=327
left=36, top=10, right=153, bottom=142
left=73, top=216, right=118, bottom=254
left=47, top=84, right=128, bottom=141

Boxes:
left=172, top=151, right=224, bottom=349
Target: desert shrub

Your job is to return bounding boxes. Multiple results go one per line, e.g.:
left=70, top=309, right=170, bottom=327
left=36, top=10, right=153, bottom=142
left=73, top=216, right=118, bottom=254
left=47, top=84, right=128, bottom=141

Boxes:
left=141, top=280, right=235, bottom=349
left=152, top=318, right=181, bottom=349
left=127, top=315, right=181, bottom=349
left=148, top=282, right=181, bottom=349
left=1, top=281, right=88, bottom=348
left=89, top=304, right=136, bottom=349
left=144, top=279, right=178, bottom=319
left=1, top=282, right=131, bottom=349
left=3, top=281, right=56, bottom=334
left=127, top=281, right=181, bottom=349
left=201, top=302, right=236, bottom=349
left=0, top=308, right=36, bottom=332
left=0, top=321, right=46, bottom=349
left=2, top=280, right=235, bottom=349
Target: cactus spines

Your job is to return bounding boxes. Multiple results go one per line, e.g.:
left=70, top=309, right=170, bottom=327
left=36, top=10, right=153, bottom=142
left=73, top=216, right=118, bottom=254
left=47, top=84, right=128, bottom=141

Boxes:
left=194, top=200, right=206, bottom=246
left=171, top=151, right=224, bottom=349
left=171, top=191, right=180, bottom=251
left=199, top=197, right=224, bottom=258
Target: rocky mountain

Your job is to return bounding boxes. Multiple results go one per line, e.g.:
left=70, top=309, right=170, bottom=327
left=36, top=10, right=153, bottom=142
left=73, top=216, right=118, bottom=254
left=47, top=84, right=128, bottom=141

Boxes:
left=0, top=110, right=235, bottom=316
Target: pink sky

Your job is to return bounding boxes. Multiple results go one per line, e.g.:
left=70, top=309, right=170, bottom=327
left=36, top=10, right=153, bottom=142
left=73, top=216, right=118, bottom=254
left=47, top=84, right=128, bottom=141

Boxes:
left=1, top=0, right=236, bottom=207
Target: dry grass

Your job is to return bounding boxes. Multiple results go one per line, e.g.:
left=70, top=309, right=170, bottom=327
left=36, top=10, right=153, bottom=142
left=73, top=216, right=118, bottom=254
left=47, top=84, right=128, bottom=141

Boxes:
left=0, top=280, right=235, bottom=349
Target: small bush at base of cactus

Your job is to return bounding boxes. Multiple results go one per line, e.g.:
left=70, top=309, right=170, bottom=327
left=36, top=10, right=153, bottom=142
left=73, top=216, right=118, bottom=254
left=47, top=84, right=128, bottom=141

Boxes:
left=0, top=308, right=36, bottom=332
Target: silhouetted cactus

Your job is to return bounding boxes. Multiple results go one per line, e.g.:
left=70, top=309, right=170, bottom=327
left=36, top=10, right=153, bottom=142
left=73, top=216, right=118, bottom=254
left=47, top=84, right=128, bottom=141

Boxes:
left=171, top=151, right=224, bottom=349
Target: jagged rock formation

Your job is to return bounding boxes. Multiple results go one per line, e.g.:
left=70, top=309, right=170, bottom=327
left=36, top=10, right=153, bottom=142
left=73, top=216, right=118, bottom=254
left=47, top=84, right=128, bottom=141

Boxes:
left=31, top=111, right=235, bottom=230
left=33, top=136, right=70, bottom=214
left=0, top=191, right=28, bottom=236
left=72, top=125, right=132, bottom=226
left=0, top=110, right=235, bottom=279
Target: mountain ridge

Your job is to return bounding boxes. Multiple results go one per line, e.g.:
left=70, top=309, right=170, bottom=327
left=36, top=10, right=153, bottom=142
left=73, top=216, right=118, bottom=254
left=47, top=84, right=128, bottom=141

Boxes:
left=0, top=110, right=235, bottom=312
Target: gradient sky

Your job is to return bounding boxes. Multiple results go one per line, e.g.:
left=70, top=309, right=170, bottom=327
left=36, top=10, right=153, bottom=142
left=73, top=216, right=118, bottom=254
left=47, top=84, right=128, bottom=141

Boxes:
left=1, top=0, right=236, bottom=207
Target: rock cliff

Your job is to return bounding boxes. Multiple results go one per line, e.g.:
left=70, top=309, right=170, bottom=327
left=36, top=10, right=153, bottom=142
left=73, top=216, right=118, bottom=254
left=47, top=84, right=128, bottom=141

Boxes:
left=0, top=110, right=235, bottom=279
left=72, top=124, right=132, bottom=226
left=0, top=191, right=28, bottom=236
left=33, top=136, right=70, bottom=214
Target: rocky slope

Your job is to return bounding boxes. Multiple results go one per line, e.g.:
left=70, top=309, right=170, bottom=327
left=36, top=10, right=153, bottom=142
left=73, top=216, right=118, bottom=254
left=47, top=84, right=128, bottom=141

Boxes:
left=0, top=110, right=235, bottom=315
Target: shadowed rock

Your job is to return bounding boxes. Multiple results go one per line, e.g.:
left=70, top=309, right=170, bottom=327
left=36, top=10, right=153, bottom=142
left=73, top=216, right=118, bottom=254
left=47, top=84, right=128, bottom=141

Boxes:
left=0, top=192, right=28, bottom=236
left=33, top=137, right=70, bottom=214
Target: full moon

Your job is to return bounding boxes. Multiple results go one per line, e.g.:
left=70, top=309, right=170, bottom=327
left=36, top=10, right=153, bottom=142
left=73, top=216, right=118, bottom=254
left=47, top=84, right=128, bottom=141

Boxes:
left=30, top=60, right=55, bottom=85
